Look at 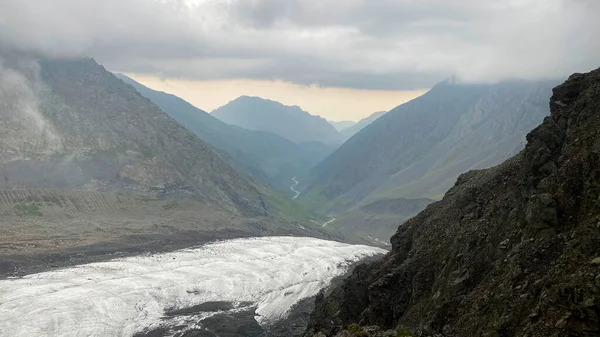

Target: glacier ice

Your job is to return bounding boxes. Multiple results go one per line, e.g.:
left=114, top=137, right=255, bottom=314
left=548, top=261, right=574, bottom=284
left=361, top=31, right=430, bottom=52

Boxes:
left=0, top=236, right=385, bottom=336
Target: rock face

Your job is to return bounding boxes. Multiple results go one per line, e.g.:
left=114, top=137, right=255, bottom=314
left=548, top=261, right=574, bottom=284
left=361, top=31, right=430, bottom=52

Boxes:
left=0, top=55, right=267, bottom=216
left=305, top=68, right=600, bottom=336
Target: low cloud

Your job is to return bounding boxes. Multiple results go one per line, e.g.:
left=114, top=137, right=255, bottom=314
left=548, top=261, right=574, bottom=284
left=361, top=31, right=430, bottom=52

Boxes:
left=0, top=0, right=598, bottom=90
left=0, top=54, right=60, bottom=159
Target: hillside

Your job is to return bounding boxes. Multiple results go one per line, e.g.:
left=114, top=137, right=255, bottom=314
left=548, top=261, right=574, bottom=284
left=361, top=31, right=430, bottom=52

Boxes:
left=303, top=79, right=558, bottom=216
left=117, top=74, right=333, bottom=193
left=212, top=96, right=344, bottom=146
left=340, top=111, right=386, bottom=140
left=306, top=68, right=600, bottom=336
left=0, top=55, right=269, bottom=216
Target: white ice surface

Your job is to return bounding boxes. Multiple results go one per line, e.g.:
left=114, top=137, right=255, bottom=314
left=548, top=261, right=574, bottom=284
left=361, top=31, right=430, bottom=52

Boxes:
left=0, top=236, right=385, bottom=337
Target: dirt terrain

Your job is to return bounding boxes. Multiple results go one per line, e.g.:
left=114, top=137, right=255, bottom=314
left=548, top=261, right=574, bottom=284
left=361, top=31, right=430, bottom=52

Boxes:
left=0, top=189, right=344, bottom=279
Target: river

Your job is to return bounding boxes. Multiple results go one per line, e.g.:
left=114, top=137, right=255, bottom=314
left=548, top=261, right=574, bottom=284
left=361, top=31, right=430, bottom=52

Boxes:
left=290, top=177, right=301, bottom=199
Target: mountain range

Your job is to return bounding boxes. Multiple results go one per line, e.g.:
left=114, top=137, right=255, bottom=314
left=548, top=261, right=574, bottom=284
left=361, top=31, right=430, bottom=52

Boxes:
left=117, top=74, right=334, bottom=194
left=212, top=96, right=344, bottom=146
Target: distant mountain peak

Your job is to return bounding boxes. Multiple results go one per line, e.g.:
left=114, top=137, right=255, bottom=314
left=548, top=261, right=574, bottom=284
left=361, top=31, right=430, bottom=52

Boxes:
left=212, top=96, right=343, bottom=145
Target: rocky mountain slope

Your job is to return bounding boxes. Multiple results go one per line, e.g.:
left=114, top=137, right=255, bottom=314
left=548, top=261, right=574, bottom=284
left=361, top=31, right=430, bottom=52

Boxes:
left=340, top=111, right=386, bottom=141
left=302, top=79, right=557, bottom=216
left=212, top=96, right=344, bottom=146
left=305, top=68, right=600, bottom=336
left=117, top=74, right=333, bottom=193
left=0, top=55, right=269, bottom=216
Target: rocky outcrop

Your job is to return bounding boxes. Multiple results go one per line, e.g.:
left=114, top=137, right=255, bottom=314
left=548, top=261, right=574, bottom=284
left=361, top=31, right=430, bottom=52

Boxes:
left=305, top=68, right=600, bottom=336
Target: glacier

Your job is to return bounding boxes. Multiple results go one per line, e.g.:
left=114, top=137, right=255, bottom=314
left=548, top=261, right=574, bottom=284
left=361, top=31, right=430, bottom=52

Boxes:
left=0, top=236, right=385, bottom=336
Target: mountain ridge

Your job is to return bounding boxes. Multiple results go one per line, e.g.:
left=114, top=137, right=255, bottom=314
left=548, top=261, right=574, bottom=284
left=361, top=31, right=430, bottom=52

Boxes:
left=212, top=95, right=344, bottom=146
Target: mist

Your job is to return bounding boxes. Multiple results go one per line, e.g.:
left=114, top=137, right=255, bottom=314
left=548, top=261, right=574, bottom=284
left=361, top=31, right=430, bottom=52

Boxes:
left=0, top=53, right=59, bottom=161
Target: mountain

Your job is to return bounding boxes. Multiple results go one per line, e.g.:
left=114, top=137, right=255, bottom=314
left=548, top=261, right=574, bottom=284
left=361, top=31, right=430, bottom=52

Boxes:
left=212, top=96, right=344, bottom=145
left=306, top=68, right=600, bottom=336
left=116, top=74, right=334, bottom=193
left=0, top=55, right=271, bottom=216
left=329, top=120, right=356, bottom=132
left=340, top=111, right=386, bottom=140
left=303, top=79, right=558, bottom=216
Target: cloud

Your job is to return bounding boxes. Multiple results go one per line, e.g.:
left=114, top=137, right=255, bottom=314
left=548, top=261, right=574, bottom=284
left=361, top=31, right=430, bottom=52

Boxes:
left=0, top=0, right=598, bottom=90
left=0, top=53, right=60, bottom=158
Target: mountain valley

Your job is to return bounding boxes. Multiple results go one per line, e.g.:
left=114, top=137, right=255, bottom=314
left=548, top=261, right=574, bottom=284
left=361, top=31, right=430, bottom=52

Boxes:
left=1, top=2, right=598, bottom=336
left=0, top=55, right=356, bottom=280
left=117, top=74, right=335, bottom=194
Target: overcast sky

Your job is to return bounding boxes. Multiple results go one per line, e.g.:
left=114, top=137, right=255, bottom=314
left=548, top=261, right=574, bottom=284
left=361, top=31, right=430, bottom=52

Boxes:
left=1, top=0, right=599, bottom=120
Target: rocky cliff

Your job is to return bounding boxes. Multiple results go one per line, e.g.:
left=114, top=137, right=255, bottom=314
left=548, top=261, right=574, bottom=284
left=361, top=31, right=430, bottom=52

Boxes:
left=305, top=68, right=600, bottom=336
